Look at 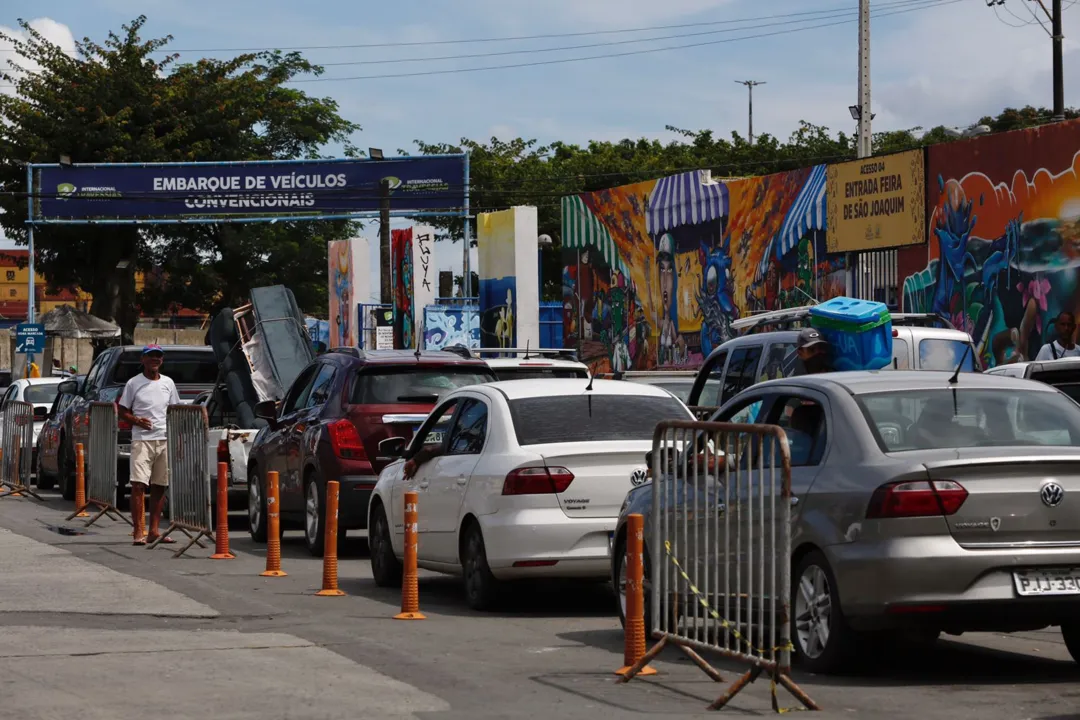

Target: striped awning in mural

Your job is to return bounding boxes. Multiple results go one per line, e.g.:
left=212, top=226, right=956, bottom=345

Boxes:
left=757, top=164, right=828, bottom=279
left=561, top=195, right=629, bottom=275
left=646, top=170, right=729, bottom=236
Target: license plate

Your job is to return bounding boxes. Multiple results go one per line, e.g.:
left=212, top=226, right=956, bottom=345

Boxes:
left=421, top=430, right=444, bottom=446
left=118, top=444, right=131, bottom=455
left=1013, top=569, right=1080, bottom=596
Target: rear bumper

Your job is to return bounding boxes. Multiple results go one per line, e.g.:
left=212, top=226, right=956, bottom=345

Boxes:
left=480, top=508, right=615, bottom=580
left=338, top=475, right=378, bottom=530
left=830, top=537, right=1080, bottom=631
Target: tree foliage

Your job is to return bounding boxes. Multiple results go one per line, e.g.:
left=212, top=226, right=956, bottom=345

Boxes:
left=0, top=16, right=359, bottom=340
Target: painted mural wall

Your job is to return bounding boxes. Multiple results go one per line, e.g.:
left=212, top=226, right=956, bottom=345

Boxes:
left=899, top=119, right=1080, bottom=368
left=477, top=206, right=540, bottom=351
left=423, top=305, right=480, bottom=350
left=562, top=167, right=844, bottom=373
left=328, top=238, right=356, bottom=348
left=390, top=228, right=415, bottom=349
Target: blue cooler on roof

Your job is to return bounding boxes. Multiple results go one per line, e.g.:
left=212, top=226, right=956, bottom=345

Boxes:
left=808, top=297, right=892, bottom=372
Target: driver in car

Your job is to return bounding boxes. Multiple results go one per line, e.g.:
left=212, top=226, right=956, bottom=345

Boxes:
left=792, top=328, right=833, bottom=376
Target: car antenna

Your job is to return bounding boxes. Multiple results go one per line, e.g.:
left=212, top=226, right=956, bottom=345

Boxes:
left=414, top=344, right=422, bottom=361
left=585, top=372, right=594, bottom=392
left=523, top=340, right=531, bottom=360
left=948, top=343, right=972, bottom=384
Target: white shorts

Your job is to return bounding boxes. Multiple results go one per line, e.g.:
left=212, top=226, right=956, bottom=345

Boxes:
left=130, top=440, right=169, bottom=487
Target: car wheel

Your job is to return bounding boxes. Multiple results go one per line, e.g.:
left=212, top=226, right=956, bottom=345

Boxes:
left=35, top=451, right=55, bottom=491
left=248, top=469, right=268, bottom=543
left=461, top=522, right=501, bottom=611
left=369, top=502, right=402, bottom=587
left=1062, top=622, right=1080, bottom=664
left=58, top=440, right=76, bottom=501
left=304, top=475, right=326, bottom=557
left=793, top=550, right=856, bottom=674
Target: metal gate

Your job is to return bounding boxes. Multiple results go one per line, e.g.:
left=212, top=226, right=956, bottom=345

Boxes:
left=853, top=249, right=898, bottom=306
left=151, top=405, right=212, bottom=556
left=69, top=402, right=130, bottom=527
left=0, top=400, right=39, bottom=500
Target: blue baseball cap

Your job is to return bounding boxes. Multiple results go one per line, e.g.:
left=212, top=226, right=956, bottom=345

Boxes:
left=142, top=344, right=164, bottom=355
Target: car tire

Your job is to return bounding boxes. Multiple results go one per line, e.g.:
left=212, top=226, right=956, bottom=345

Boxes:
left=461, top=522, right=501, bottom=611
left=369, top=502, right=402, bottom=588
left=248, top=468, right=268, bottom=543
left=304, top=474, right=325, bottom=557
left=792, top=550, right=857, bottom=674
left=35, top=451, right=55, bottom=491
left=1062, top=622, right=1080, bottom=664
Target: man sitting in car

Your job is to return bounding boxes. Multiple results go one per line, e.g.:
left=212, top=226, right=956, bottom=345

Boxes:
left=792, top=328, right=833, bottom=376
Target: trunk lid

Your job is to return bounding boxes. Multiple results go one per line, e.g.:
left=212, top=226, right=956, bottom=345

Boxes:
left=536, top=441, right=652, bottom=518
left=346, top=403, right=433, bottom=474
left=924, top=448, right=1080, bottom=548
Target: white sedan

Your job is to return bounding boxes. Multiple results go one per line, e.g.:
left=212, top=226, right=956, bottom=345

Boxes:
left=367, top=378, right=694, bottom=610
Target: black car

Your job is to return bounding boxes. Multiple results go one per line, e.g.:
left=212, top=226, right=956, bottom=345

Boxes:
left=57, top=345, right=219, bottom=501
left=35, top=375, right=85, bottom=490
left=247, top=349, right=496, bottom=556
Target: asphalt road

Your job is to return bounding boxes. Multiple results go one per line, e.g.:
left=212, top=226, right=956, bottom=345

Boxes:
left=1, top=490, right=1078, bottom=719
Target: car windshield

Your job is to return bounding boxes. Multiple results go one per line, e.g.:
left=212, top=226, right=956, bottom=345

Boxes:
left=113, top=354, right=219, bottom=384
left=918, top=339, right=976, bottom=372
left=492, top=367, right=588, bottom=381
left=508, top=394, right=689, bottom=446
left=352, top=367, right=494, bottom=404
left=24, top=384, right=60, bottom=404
left=857, top=388, right=1080, bottom=451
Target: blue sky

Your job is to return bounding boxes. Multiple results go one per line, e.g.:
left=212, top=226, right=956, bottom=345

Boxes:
left=2, top=0, right=1078, bottom=267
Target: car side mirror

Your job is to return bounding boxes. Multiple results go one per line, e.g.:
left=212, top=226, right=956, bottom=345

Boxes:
left=380, top=436, right=407, bottom=459
left=57, top=380, right=78, bottom=396
left=254, top=400, right=278, bottom=426
left=33, top=406, right=48, bottom=420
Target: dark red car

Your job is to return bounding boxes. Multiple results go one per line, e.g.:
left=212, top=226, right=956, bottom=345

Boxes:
left=246, top=349, right=496, bottom=556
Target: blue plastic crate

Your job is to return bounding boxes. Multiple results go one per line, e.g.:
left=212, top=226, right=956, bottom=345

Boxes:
left=809, top=297, right=892, bottom=371
left=808, top=297, right=889, bottom=327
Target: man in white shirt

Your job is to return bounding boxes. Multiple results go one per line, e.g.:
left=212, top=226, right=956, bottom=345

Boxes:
left=118, top=345, right=180, bottom=545
left=1035, top=312, right=1080, bottom=361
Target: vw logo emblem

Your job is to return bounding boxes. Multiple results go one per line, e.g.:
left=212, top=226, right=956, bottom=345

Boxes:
left=630, top=468, right=648, bottom=486
left=1040, top=481, right=1065, bottom=508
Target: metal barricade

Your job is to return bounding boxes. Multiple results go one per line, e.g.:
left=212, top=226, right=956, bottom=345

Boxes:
left=0, top=400, right=41, bottom=500
left=151, top=404, right=212, bottom=557
left=620, top=420, right=817, bottom=712
left=69, top=402, right=131, bottom=527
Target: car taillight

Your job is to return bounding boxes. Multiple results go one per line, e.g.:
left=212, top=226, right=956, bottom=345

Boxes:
left=328, top=419, right=367, bottom=460
left=502, top=467, right=574, bottom=495
left=866, top=480, right=968, bottom=518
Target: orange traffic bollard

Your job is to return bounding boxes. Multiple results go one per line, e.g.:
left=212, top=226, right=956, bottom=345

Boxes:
left=73, top=443, right=89, bottom=516
left=260, top=470, right=287, bottom=577
left=394, top=490, right=425, bottom=620
left=617, top=513, right=656, bottom=677
left=316, top=480, right=346, bottom=597
left=211, top=462, right=235, bottom=560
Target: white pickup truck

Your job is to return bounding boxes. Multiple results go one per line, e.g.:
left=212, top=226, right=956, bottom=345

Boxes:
left=193, top=390, right=259, bottom=506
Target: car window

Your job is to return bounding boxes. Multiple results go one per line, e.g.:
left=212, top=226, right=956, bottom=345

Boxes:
left=410, top=399, right=459, bottom=452
left=84, top=354, right=107, bottom=392
left=352, top=367, right=494, bottom=404
left=307, top=365, right=337, bottom=408
left=24, top=384, right=60, bottom=405
left=721, top=346, right=763, bottom=405
left=759, top=342, right=797, bottom=383
left=717, top=396, right=766, bottom=425
left=857, top=388, right=1080, bottom=451
left=447, top=399, right=487, bottom=455
left=694, top=351, right=727, bottom=406
left=767, top=396, right=827, bottom=467
left=112, top=353, right=218, bottom=385
left=1029, top=367, right=1080, bottom=403
left=508, top=395, right=689, bottom=446
left=891, top=337, right=910, bottom=370
left=281, top=366, right=319, bottom=416
left=1, top=386, right=15, bottom=407
left=918, top=339, right=975, bottom=372
left=653, top=382, right=693, bottom=403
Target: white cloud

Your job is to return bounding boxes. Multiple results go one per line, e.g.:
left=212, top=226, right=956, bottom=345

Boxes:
left=0, top=17, right=77, bottom=94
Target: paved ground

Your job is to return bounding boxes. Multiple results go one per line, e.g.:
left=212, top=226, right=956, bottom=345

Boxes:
left=1, top=490, right=1078, bottom=719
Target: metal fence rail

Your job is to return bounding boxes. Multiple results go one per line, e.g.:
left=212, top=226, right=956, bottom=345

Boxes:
left=151, top=404, right=212, bottom=557
left=0, top=400, right=40, bottom=500
left=621, top=420, right=817, bottom=712
left=69, top=402, right=130, bottom=527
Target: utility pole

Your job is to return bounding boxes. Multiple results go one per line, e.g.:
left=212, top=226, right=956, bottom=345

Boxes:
left=1052, top=0, right=1064, bottom=121
left=856, top=0, right=872, bottom=159
left=734, top=80, right=765, bottom=144
left=379, top=179, right=391, bottom=304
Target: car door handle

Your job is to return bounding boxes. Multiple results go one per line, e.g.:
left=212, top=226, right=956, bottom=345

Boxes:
left=456, top=476, right=467, bottom=485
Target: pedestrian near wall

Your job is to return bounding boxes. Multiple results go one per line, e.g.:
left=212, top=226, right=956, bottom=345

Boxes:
left=117, top=345, right=180, bottom=545
left=1035, top=311, right=1080, bottom=361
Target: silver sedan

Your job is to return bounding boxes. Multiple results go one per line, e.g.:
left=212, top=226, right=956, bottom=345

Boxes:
left=612, top=370, right=1080, bottom=674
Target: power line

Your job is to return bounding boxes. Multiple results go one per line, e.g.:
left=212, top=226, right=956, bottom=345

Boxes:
left=287, top=0, right=959, bottom=83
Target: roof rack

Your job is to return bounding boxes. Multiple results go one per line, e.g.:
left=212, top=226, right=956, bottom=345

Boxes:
left=327, top=347, right=361, bottom=358
left=889, top=312, right=956, bottom=330
left=730, top=306, right=813, bottom=333
left=475, top=347, right=580, bottom=361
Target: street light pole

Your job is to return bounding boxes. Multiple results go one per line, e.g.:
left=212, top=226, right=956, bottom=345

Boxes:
left=856, top=0, right=872, bottom=159
left=1052, top=0, right=1064, bottom=121
left=735, top=80, right=765, bottom=145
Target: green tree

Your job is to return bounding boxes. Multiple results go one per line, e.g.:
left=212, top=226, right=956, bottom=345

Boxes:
left=0, top=17, right=358, bottom=340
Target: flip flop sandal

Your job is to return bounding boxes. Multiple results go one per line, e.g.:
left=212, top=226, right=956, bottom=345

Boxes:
left=133, top=537, right=147, bottom=546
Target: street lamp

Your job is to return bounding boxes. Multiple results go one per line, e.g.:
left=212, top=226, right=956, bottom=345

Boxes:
left=537, top=234, right=553, bottom=297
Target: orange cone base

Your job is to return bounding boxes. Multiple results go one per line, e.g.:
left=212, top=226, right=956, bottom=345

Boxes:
left=316, top=588, right=346, bottom=597
left=616, top=664, right=657, bottom=677
left=75, top=511, right=89, bottom=517
left=210, top=553, right=236, bottom=560
left=260, top=570, right=288, bottom=577
left=394, top=611, right=426, bottom=620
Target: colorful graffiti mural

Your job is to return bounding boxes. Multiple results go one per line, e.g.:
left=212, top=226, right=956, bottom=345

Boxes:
left=423, top=304, right=480, bottom=350
left=477, top=210, right=518, bottom=349
left=900, top=120, right=1080, bottom=368
left=391, top=228, right=415, bottom=348
left=327, top=239, right=355, bottom=348
left=562, top=167, right=845, bottom=373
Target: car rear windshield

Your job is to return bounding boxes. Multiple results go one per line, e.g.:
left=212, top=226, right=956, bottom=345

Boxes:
left=352, top=366, right=494, bottom=404
left=857, top=388, right=1080, bottom=452
left=918, top=339, right=976, bottom=372
left=112, top=353, right=219, bottom=385
left=24, top=384, right=60, bottom=404
left=508, top=395, right=689, bottom=446
left=1029, top=367, right=1080, bottom=403
left=492, top=367, right=588, bottom=381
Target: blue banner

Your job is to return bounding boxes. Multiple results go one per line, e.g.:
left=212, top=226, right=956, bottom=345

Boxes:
left=36, top=156, right=465, bottom=220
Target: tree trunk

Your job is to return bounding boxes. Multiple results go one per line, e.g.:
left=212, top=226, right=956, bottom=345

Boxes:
left=89, top=228, right=139, bottom=356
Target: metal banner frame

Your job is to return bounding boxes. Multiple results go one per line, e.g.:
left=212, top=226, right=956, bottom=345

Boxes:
left=151, top=404, right=212, bottom=557
left=0, top=400, right=41, bottom=500
left=68, top=402, right=131, bottom=527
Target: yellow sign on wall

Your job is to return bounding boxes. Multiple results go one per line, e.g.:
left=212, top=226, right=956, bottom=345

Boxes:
left=826, top=149, right=925, bottom=253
